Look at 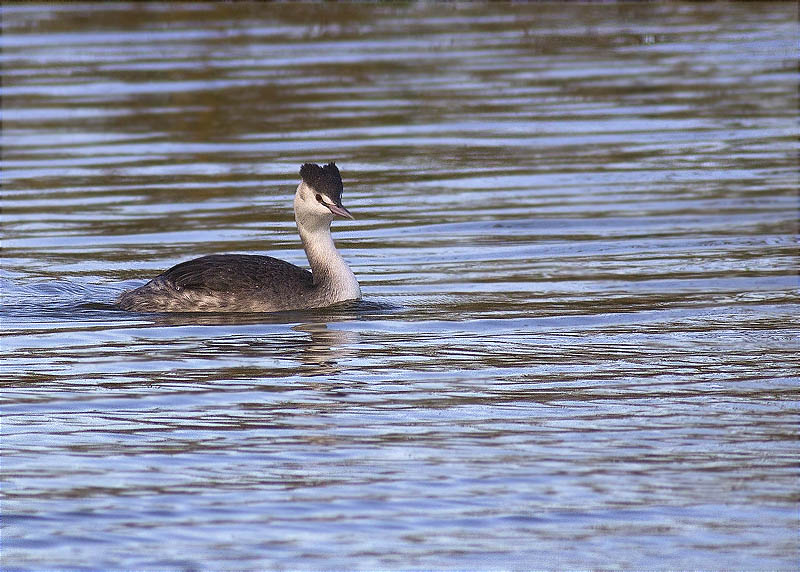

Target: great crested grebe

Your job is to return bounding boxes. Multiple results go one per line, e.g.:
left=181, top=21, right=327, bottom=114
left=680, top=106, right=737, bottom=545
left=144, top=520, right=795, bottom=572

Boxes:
left=116, top=162, right=360, bottom=312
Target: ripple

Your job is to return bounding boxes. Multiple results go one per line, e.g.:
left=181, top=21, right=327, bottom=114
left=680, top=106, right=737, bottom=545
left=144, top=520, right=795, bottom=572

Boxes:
left=2, top=2, right=798, bottom=570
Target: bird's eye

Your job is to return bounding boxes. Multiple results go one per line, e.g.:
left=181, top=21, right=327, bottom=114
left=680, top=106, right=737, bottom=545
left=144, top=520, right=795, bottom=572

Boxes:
left=315, top=194, right=323, bottom=203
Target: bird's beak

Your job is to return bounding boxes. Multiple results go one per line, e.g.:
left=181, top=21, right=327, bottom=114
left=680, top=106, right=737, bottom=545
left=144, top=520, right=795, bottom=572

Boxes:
left=326, top=202, right=354, bottom=220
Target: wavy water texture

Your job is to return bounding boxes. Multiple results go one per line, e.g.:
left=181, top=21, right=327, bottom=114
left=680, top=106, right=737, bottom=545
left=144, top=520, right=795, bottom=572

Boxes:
left=1, top=3, right=798, bottom=570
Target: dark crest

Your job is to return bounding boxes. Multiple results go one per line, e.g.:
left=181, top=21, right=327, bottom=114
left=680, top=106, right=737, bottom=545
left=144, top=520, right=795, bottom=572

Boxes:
left=299, top=162, right=344, bottom=205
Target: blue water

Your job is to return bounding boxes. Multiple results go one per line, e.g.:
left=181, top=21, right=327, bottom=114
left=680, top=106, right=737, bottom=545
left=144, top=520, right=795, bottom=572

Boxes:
left=2, top=3, right=798, bottom=569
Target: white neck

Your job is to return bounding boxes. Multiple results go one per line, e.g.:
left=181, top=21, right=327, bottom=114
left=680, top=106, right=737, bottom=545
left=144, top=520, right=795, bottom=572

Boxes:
left=295, top=210, right=361, bottom=304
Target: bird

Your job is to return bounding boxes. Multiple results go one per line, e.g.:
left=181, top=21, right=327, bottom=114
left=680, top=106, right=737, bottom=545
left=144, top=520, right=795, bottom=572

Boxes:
left=116, top=162, right=361, bottom=313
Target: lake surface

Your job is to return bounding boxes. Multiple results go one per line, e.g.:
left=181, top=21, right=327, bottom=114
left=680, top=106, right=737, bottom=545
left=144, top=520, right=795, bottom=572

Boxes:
left=2, top=3, right=798, bottom=570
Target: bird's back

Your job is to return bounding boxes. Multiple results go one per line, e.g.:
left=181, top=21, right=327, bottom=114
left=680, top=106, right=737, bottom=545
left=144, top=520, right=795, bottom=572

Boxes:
left=117, top=254, right=315, bottom=312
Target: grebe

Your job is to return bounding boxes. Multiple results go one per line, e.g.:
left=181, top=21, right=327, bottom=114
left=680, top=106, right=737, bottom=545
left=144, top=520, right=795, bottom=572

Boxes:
left=116, top=162, right=361, bottom=313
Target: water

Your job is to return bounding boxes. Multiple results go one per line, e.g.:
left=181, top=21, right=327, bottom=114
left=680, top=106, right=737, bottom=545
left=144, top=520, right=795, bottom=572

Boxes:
left=2, top=3, right=798, bottom=569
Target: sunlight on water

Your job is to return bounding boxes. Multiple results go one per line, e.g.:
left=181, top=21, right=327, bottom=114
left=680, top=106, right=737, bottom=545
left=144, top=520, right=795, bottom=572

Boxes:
left=1, top=3, right=798, bottom=570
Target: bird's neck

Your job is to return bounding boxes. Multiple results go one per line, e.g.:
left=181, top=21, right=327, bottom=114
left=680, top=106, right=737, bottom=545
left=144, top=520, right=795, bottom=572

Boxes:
left=297, top=221, right=360, bottom=301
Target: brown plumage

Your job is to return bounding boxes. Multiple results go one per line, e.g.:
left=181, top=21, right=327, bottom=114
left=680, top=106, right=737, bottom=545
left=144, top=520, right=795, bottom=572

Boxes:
left=116, top=163, right=360, bottom=313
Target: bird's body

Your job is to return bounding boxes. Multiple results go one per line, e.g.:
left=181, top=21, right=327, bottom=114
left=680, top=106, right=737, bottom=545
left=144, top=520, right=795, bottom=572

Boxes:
left=116, top=162, right=360, bottom=313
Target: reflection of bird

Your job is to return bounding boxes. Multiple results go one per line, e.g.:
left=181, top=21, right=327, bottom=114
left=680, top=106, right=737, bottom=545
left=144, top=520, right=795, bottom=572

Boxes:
left=117, top=162, right=360, bottom=312
left=294, top=322, right=360, bottom=375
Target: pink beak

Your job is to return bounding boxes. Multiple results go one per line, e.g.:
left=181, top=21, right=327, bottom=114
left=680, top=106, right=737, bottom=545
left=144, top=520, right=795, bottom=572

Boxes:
left=326, top=203, right=354, bottom=220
